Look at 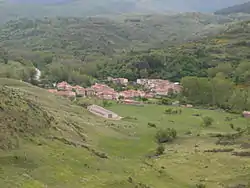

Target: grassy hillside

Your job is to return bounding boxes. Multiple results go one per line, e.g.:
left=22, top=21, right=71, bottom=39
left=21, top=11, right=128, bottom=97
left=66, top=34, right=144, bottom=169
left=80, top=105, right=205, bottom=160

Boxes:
left=0, top=78, right=249, bottom=188
left=215, top=1, right=250, bottom=15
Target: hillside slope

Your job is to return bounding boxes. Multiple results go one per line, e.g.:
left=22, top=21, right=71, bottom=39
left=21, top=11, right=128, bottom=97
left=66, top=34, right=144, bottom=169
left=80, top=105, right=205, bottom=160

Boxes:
left=0, top=78, right=249, bottom=188
left=215, top=1, right=250, bottom=15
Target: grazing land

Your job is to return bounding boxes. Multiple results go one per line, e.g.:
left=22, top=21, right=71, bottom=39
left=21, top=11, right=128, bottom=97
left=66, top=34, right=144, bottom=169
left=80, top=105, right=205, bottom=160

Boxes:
left=0, top=79, right=249, bottom=188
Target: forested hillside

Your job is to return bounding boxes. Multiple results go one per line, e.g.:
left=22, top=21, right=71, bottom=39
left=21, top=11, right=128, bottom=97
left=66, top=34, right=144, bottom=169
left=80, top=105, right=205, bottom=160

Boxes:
left=97, top=21, right=250, bottom=82
left=0, top=13, right=236, bottom=56
left=1, top=14, right=250, bottom=86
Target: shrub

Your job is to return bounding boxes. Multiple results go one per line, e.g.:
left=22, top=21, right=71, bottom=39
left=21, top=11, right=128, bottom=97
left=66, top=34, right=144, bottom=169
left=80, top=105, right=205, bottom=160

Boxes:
left=148, top=122, right=157, bottom=128
left=229, top=123, right=234, bottom=130
left=202, top=116, right=214, bottom=127
left=156, top=144, right=165, bottom=155
left=155, top=128, right=177, bottom=144
left=165, top=108, right=173, bottom=114
left=123, top=116, right=137, bottom=121
left=102, top=100, right=112, bottom=107
left=161, top=98, right=172, bottom=105
left=235, top=127, right=242, bottom=132
left=77, top=101, right=91, bottom=108
left=140, top=97, right=148, bottom=102
left=225, top=116, right=233, bottom=121
left=185, top=130, right=192, bottom=135
left=196, top=183, right=206, bottom=188
left=165, top=108, right=181, bottom=115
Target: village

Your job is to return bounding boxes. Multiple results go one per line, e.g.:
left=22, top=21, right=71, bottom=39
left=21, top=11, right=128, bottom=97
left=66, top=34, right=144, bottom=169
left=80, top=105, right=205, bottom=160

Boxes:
left=47, top=77, right=182, bottom=105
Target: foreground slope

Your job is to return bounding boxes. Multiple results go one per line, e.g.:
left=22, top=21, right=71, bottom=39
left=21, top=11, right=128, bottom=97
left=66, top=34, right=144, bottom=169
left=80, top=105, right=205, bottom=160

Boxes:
left=0, top=78, right=249, bottom=188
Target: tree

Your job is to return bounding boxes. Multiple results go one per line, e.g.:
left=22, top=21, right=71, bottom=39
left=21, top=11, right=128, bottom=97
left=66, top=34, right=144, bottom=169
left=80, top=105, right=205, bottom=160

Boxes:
left=0, top=47, right=8, bottom=64
left=202, top=116, right=214, bottom=127
left=207, top=62, right=233, bottom=78
left=155, top=128, right=177, bottom=144
left=210, top=76, right=234, bottom=107
left=181, top=76, right=212, bottom=105
left=156, top=144, right=165, bottom=155
left=235, top=61, right=250, bottom=84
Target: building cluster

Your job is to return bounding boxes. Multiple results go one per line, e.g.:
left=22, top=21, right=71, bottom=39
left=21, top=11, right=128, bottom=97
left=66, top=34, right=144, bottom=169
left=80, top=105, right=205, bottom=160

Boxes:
left=107, top=77, right=128, bottom=85
left=47, top=78, right=181, bottom=101
left=136, top=79, right=181, bottom=96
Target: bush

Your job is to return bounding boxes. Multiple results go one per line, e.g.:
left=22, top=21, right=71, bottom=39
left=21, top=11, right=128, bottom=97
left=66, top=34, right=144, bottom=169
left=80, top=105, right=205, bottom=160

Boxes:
left=185, top=130, right=192, bottom=135
left=148, top=122, right=157, bottom=128
left=77, top=101, right=91, bottom=108
left=225, top=116, right=233, bottom=121
left=155, top=128, right=177, bottom=144
left=202, top=116, right=214, bottom=127
left=160, top=98, right=172, bottom=105
left=196, top=183, right=206, bottom=188
left=165, top=108, right=181, bottom=115
left=156, top=144, right=165, bottom=155
left=165, top=108, right=173, bottom=114
left=123, top=116, right=137, bottom=121
left=102, top=100, right=112, bottom=107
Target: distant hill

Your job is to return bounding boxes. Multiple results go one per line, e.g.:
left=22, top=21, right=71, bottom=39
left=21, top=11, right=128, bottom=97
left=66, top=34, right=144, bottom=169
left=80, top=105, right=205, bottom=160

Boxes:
left=215, top=1, right=250, bottom=15
left=0, top=0, right=250, bottom=23
left=1, top=13, right=249, bottom=60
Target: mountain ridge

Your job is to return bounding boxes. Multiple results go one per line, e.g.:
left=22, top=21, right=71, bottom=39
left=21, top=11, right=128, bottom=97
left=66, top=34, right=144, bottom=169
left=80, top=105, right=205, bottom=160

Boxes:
left=0, top=0, right=250, bottom=24
left=215, top=1, right=250, bottom=15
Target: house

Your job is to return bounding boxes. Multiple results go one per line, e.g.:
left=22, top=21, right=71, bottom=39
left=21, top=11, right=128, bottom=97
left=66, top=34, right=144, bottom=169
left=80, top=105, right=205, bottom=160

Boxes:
left=76, top=88, right=86, bottom=97
left=153, top=88, right=169, bottom=96
left=137, top=79, right=148, bottom=85
left=144, top=93, right=155, bottom=99
left=243, top=111, right=250, bottom=118
left=97, top=91, right=118, bottom=100
left=119, top=90, right=146, bottom=99
left=72, top=85, right=86, bottom=97
left=87, top=105, right=119, bottom=119
left=111, top=78, right=129, bottom=85
left=91, top=83, right=114, bottom=93
left=47, top=89, right=58, bottom=94
left=57, top=81, right=73, bottom=91
left=85, top=88, right=95, bottom=97
left=56, top=90, right=76, bottom=98
left=186, top=104, right=193, bottom=108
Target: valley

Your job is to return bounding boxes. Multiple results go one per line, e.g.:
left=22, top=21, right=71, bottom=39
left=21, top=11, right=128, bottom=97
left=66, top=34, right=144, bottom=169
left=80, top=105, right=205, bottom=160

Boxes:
left=1, top=1, right=250, bottom=188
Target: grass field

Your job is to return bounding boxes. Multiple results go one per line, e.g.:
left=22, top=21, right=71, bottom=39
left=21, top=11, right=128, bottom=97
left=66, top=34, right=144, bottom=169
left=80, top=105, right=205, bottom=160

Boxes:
left=0, top=79, right=249, bottom=188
